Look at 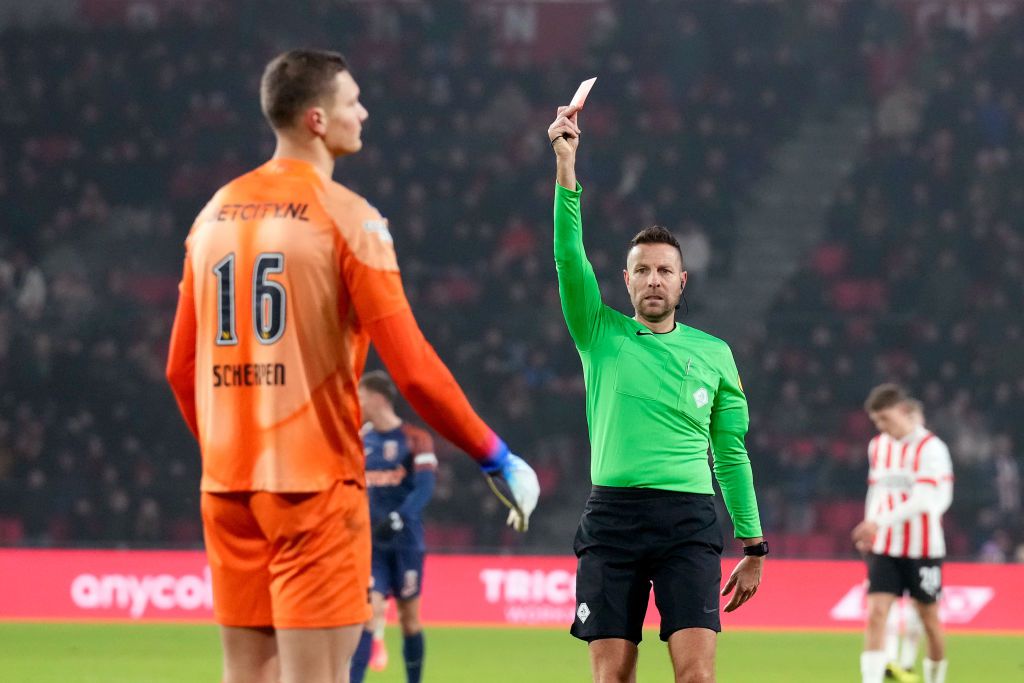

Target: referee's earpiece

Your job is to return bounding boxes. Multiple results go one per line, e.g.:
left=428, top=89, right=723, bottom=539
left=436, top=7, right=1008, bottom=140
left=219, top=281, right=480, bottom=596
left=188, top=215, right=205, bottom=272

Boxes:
left=677, top=289, right=689, bottom=314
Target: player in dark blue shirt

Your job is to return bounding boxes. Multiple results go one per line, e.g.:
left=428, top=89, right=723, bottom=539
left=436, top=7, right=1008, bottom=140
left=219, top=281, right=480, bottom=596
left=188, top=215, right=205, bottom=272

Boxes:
left=350, top=371, right=437, bottom=683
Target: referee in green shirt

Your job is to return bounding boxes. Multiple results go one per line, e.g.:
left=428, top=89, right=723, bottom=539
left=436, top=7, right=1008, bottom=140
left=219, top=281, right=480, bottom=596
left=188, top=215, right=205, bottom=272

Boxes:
left=548, top=104, right=767, bottom=683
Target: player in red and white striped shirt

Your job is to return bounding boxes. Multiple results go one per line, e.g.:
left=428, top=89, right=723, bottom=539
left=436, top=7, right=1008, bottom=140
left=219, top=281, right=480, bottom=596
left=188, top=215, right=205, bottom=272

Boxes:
left=882, top=400, right=925, bottom=682
left=853, top=385, right=953, bottom=683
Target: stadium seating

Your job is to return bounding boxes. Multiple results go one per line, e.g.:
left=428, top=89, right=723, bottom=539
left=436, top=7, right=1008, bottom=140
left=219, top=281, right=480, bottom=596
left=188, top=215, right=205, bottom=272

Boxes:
left=0, top=1, right=1019, bottom=561
left=749, top=7, right=1024, bottom=561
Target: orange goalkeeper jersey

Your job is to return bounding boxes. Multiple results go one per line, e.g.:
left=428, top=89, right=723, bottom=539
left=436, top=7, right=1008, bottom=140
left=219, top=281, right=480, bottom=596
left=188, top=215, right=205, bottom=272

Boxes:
left=167, top=158, right=500, bottom=492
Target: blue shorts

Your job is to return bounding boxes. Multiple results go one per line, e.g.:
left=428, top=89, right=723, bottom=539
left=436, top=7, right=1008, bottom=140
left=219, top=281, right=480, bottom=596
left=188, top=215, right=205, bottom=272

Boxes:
left=371, top=544, right=425, bottom=601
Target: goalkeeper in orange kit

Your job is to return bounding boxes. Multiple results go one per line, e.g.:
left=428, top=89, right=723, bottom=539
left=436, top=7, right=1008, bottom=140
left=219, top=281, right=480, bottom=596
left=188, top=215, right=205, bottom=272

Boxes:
left=166, top=49, right=539, bottom=683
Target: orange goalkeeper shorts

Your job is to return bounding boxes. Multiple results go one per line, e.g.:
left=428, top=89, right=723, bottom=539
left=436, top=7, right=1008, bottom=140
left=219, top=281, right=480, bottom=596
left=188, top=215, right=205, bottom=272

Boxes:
left=200, top=479, right=371, bottom=629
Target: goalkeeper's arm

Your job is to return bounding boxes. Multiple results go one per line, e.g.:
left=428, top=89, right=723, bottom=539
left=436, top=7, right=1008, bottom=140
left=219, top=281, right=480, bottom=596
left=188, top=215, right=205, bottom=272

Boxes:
left=366, top=308, right=540, bottom=531
left=166, top=253, right=199, bottom=439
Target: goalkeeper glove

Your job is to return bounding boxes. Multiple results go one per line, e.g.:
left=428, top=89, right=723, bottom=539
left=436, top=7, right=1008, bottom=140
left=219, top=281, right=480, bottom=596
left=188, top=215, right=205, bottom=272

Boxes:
left=480, top=442, right=540, bottom=532
left=373, top=511, right=404, bottom=541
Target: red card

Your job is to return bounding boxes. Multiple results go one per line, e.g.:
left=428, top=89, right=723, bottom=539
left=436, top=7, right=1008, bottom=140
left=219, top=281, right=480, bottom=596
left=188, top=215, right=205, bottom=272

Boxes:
left=569, top=77, right=597, bottom=109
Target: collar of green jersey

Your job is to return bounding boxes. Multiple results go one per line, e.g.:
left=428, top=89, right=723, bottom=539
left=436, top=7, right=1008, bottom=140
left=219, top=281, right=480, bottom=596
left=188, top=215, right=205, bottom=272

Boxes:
left=633, top=321, right=682, bottom=336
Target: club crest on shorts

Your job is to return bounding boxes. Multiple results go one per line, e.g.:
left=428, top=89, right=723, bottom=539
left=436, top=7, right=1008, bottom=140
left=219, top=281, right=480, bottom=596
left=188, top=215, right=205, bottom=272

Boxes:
left=693, top=387, right=709, bottom=408
left=576, top=602, right=591, bottom=623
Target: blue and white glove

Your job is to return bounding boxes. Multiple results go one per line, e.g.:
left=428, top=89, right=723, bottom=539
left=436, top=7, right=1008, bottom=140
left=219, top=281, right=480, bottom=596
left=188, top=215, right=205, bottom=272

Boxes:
left=480, top=443, right=540, bottom=532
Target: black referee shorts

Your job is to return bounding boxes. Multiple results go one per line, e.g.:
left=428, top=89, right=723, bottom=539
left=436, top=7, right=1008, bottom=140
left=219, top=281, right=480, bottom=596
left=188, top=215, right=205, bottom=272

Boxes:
left=570, top=485, right=724, bottom=645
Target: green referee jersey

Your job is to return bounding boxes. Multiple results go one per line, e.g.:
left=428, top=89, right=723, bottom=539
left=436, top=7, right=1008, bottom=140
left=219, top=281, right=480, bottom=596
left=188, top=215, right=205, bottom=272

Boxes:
left=554, top=182, right=762, bottom=538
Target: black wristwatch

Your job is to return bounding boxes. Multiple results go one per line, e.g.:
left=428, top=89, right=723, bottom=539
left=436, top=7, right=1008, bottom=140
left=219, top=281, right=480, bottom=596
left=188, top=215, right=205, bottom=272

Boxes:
left=743, top=540, right=769, bottom=557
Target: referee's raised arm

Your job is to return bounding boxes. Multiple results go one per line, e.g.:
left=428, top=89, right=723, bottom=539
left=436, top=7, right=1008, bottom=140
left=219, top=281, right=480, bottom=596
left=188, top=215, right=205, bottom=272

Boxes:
left=549, top=104, right=580, bottom=189
left=549, top=104, right=605, bottom=350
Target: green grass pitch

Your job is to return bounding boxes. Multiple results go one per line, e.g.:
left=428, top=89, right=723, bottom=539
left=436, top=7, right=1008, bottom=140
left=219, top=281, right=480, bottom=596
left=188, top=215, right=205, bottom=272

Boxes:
left=0, top=623, right=1021, bottom=682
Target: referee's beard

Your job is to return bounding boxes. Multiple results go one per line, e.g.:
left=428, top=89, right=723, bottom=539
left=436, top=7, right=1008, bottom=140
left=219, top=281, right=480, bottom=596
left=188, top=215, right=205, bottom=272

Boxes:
left=632, top=288, right=681, bottom=323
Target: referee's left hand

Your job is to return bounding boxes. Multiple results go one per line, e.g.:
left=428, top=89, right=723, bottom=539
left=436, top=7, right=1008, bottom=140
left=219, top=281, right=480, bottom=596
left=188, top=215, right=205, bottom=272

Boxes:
left=721, top=556, right=763, bottom=613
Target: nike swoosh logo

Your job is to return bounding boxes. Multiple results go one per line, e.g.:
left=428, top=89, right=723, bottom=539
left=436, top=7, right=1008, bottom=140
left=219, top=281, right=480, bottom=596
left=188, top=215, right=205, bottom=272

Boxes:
left=635, top=325, right=680, bottom=336
left=703, top=606, right=718, bottom=613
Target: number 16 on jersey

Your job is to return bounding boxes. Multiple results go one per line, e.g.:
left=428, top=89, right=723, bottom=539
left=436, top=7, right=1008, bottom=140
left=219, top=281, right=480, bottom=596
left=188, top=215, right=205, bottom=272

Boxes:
left=213, top=252, right=287, bottom=345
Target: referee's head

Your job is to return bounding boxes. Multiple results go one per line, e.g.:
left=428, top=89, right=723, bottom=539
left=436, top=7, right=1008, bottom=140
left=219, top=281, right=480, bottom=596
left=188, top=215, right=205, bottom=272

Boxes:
left=623, top=226, right=688, bottom=324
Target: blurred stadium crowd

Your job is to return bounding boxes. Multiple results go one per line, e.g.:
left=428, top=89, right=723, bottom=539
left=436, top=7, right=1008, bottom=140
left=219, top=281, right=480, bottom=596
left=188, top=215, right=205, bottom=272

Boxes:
left=0, top=1, right=1020, bottom=561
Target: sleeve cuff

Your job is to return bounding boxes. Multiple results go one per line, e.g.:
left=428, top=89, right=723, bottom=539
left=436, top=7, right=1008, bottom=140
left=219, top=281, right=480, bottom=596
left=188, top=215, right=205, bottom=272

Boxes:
left=555, top=181, right=583, bottom=197
left=735, top=524, right=763, bottom=539
left=478, top=437, right=510, bottom=473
